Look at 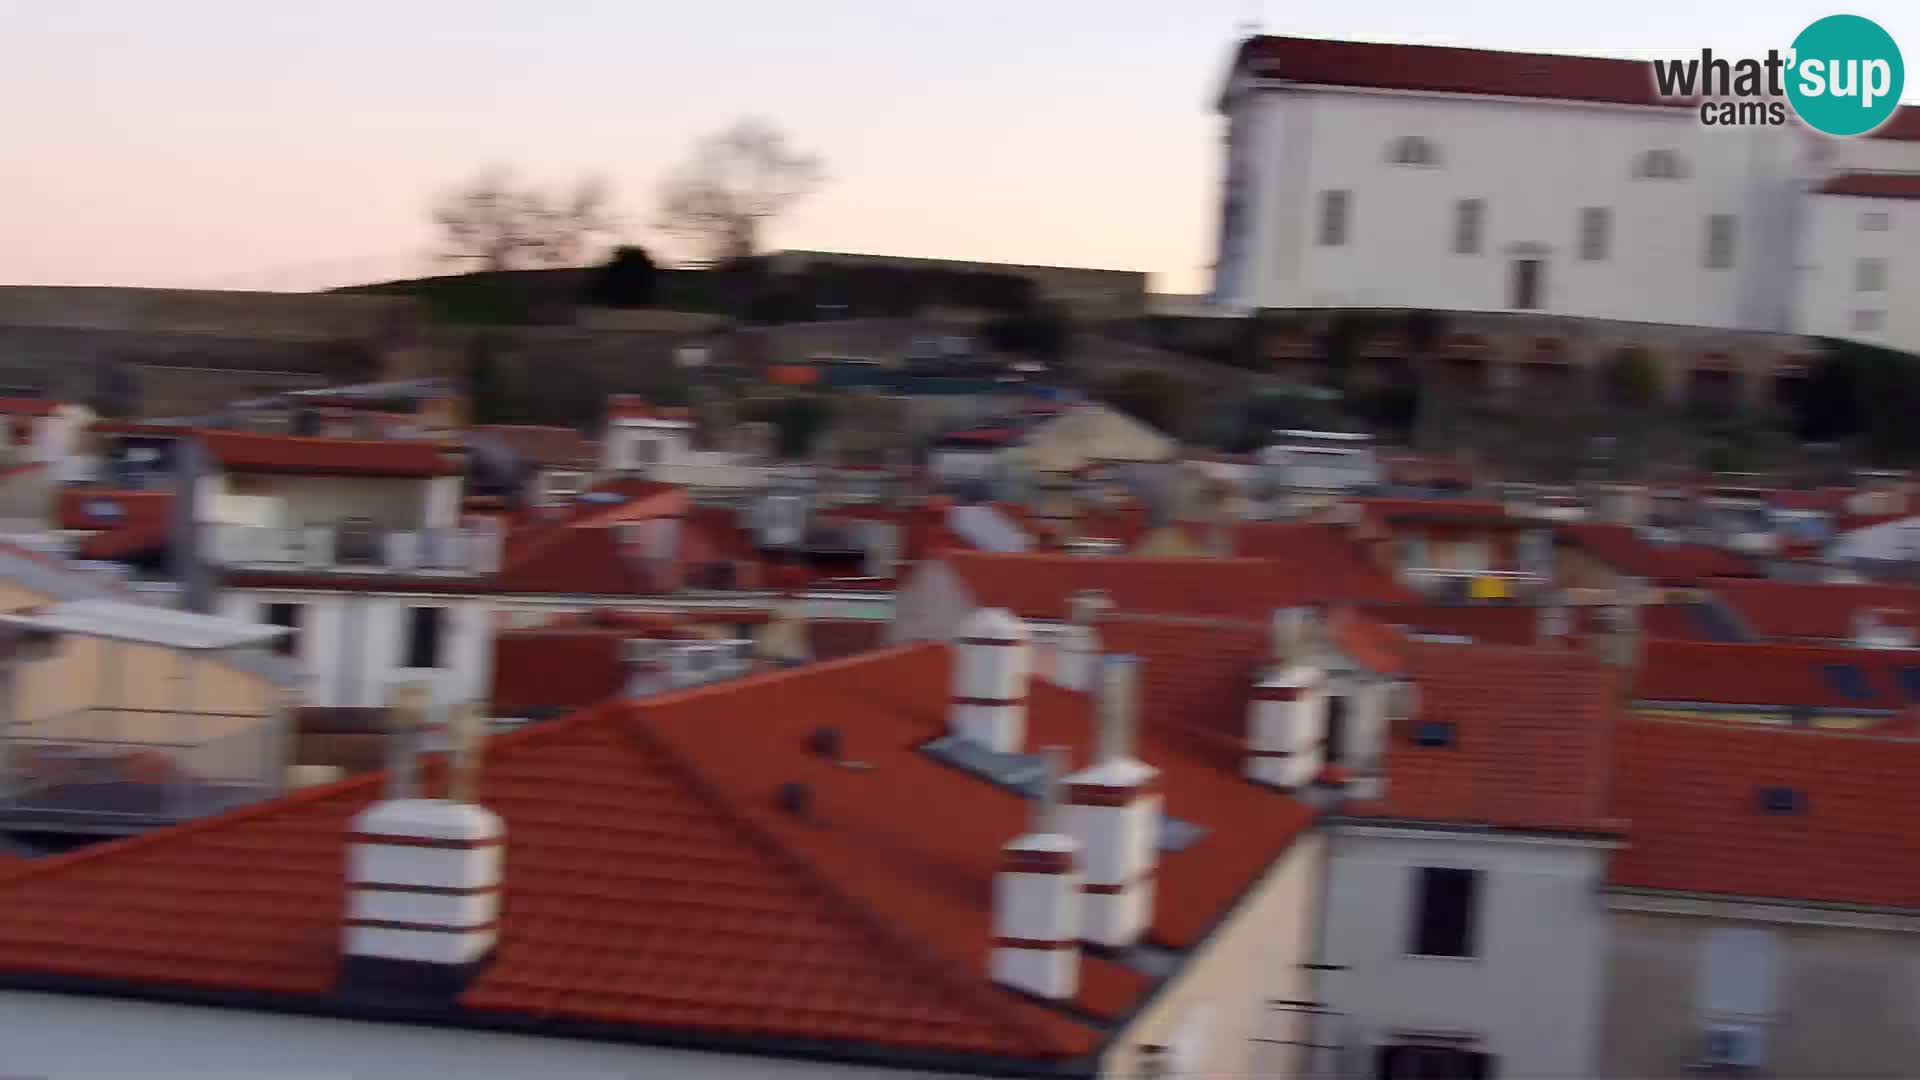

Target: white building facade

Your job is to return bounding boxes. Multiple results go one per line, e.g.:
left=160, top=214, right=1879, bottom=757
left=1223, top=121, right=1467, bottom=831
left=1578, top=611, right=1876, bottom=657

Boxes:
left=1212, top=36, right=1920, bottom=353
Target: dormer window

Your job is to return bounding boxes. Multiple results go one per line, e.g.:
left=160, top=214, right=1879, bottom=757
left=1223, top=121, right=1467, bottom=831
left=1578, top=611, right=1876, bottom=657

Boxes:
left=1633, top=149, right=1689, bottom=180
left=1757, top=785, right=1805, bottom=815
left=1387, top=135, right=1440, bottom=167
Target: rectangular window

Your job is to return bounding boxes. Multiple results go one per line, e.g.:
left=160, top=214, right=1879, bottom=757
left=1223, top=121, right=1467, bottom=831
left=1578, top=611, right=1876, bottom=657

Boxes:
left=1861, top=210, right=1891, bottom=232
left=628, top=439, right=660, bottom=466
left=1856, top=257, right=1888, bottom=292
left=1319, top=189, right=1351, bottom=246
left=263, top=601, right=301, bottom=658
left=1854, top=309, right=1886, bottom=332
left=1509, top=258, right=1544, bottom=310
left=1699, top=928, right=1777, bottom=1018
left=1705, top=214, right=1737, bottom=270
left=404, top=606, right=445, bottom=669
left=1452, top=198, right=1484, bottom=255
left=1578, top=207, right=1611, bottom=261
left=1409, top=867, right=1480, bottom=958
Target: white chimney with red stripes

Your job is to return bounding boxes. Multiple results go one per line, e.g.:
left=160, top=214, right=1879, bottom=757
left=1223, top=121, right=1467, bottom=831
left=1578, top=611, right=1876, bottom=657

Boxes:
left=344, top=694, right=502, bottom=979
left=1246, top=662, right=1327, bottom=790
left=950, top=607, right=1033, bottom=753
left=1062, top=654, right=1161, bottom=947
left=991, top=746, right=1082, bottom=1000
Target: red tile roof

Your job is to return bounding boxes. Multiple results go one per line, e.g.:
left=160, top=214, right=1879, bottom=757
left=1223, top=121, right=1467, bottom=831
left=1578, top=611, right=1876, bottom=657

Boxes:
left=1233, top=35, right=1687, bottom=108
left=1635, top=639, right=1920, bottom=711
left=494, top=525, right=681, bottom=596
left=940, top=535, right=1412, bottom=621
left=1349, top=496, right=1515, bottom=529
left=1329, top=606, right=1409, bottom=675
left=1234, top=35, right=1920, bottom=141
left=0, top=398, right=63, bottom=417
left=57, top=489, right=173, bottom=561
left=1712, top=578, right=1920, bottom=642
left=489, top=633, right=626, bottom=714
left=806, top=619, right=891, bottom=661
left=1342, top=643, right=1623, bottom=835
left=1557, top=522, right=1760, bottom=584
left=1818, top=172, right=1920, bottom=200
left=200, top=431, right=465, bottom=478
left=1609, top=717, right=1920, bottom=907
left=0, top=644, right=1315, bottom=1063
left=469, top=425, right=599, bottom=469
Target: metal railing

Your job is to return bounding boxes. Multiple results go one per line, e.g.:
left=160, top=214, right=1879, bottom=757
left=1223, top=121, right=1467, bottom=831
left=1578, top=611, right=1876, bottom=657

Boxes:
left=207, top=522, right=502, bottom=575
left=0, top=707, right=282, bottom=832
left=1399, top=567, right=1548, bottom=602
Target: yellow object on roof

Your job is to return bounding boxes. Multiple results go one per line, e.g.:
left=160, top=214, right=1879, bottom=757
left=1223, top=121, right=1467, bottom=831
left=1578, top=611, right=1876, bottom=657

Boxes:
left=1470, top=575, right=1510, bottom=600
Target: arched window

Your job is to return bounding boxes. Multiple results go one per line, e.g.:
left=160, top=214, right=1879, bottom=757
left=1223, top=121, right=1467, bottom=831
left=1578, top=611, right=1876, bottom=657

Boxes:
left=1633, top=149, right=1689, bottom=180
left=1386, top=135, right=1441, bottom=167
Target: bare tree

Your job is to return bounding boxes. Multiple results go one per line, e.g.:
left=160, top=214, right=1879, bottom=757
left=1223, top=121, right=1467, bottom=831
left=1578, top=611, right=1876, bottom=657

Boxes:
left=656, top=119, right=822, bottom=265
left=433, top=168, right=615, bottom=271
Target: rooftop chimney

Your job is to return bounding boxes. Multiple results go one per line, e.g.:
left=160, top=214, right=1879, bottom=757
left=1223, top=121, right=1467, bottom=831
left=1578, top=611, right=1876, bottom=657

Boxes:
left=1246, top=656, right=1327, bottom=791
left=1271, top=606, right=1319, bottom=662
left=1537, top=597, right=1572, bottom=646
left=949, top=607, right=1033, bottom=753
left=991, top=746, right=1082, bottom=1000
left=1061, top=656, right=1161, bottom=947
left=1055, top=590, right=1112, bottom=692
left=344, top=689, right=504, bottom=994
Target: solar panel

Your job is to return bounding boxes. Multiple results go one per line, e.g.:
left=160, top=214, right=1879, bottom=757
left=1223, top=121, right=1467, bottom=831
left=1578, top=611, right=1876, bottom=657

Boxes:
left=921, top=734, right=1208, bottom=853
left=1757, top=786, right=1806, bottom=815
left=1896, top=666, right=1920, bottom=703
left=1819, top=663, right=1876, bottom=702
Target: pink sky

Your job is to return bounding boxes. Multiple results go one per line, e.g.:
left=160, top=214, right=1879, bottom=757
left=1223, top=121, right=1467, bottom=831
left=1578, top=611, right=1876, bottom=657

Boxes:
left=3, top=0, right=1915, bottom=295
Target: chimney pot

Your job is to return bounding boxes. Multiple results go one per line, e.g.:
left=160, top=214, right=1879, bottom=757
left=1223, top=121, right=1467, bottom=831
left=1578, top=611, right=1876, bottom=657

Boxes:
left=991, top=745, right=1081, bottom=1000
left=1095, top=654, right=1141, bottom=765
left=949, top=608, right=1033, bottom=753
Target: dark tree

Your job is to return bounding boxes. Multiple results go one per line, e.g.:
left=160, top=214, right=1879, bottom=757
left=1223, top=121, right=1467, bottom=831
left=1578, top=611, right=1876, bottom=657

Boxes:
left=583, top=245, right=660, bottom=308
left=434, top=168, right=614, bottom=272
left=657, top=120, right=822, bottom=266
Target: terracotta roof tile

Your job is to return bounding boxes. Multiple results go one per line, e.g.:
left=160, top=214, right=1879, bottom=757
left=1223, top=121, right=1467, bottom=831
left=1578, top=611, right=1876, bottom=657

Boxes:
left=1818, top=172, right=1920, bottom=200
left=1635, top=639, right=1920, bottom=710
left=1234, top=35, right=1687, bottom=108
left=1343, top=643, right=1623, bottom=834
left=806, top=619, right=890, bottom=661
left=0, top=644, right=1316, bottom=1061
left=941, top=528, right=1411, bottom=621
left=0, top=398, right=64, bottom=417
left=1558, top=522, right=1760, bottom=584
left=469, top=425, right=599, bottom=469
left=1710, top=578, right=1920, bottom=642
left=200, top=431, right=465, bottom=478
left=1610, top=717, right=1920, bottom=907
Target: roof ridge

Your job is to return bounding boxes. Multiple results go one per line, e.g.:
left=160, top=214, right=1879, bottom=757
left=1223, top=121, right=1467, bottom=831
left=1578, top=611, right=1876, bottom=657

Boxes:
left=622, top=645, right=1085, bottom=1056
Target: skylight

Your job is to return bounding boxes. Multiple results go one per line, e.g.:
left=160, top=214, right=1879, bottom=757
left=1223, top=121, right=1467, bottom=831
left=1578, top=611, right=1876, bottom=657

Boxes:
left=1819, top=663, right=1877, bottom=702
left=1895, top=665, right=1920, bottom=703
left=1757, top=785, right=1807, bottom=815
left=921, top=733, right=1207, bottom=853
left=1413, top=721, right=1457, bottom=748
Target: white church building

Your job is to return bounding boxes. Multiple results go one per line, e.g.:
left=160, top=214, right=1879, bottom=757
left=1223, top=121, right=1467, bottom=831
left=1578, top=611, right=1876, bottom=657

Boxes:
left=1210, top=35, right=1920, bottom=355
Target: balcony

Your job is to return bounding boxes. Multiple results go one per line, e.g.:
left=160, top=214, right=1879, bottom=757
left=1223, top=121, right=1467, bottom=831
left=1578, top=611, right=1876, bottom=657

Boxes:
left=207, top=521, right=502, bottom=576
left=0, top=707, right=283, bottom=834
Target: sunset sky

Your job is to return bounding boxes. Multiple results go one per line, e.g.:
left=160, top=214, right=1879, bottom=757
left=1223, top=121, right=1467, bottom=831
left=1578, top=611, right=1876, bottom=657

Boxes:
left=4, top=0, right=1916, bottom=294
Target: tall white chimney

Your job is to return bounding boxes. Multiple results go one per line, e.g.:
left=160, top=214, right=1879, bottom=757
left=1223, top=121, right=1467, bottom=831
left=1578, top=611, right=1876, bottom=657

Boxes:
left=991, top=746, right=1082, bottom=1000
left=1055, top=589, right=1111, bottom=692
left=1246, top=661, right=1327, bottom=791
left=1061, top=655, right=1161, bottom=948
left=344, top=690, right=503, bottom=988
left=950, top=607, right=1033, bottom=753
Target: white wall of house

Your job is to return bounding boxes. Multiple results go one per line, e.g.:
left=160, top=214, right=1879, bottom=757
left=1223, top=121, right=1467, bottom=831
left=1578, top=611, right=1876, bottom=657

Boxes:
left=1602, top=898, right=1920, bottom=1078
left=219, top=589, right=493, bottom=710
left=1798, top=193, right=1918, bottom=349
left=206, top=474, right=437, bottom=530
left=1318, top=823, right=1613, bottom=1078
left=1214, top=85, right=1804, bottom=332
left=1828, top=515, right=1920, bottom=562
left=0, top=991, right=952, bottom=1080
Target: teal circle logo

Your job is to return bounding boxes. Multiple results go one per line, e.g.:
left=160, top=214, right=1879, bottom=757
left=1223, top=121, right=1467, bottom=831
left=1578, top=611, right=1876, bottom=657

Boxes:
left=1787, top=15, right=1904, bottom=136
